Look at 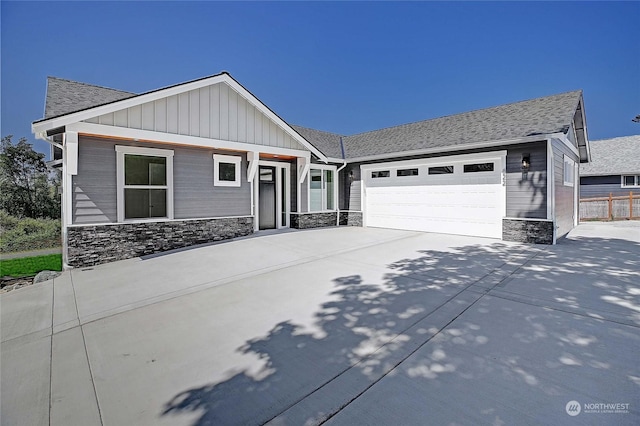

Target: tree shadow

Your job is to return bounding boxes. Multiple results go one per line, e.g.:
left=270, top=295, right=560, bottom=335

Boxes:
left=161, top=235, right=640, bottom=425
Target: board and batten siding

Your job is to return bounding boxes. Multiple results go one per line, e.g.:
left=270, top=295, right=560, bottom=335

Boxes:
left=84, top=82, right=307, bottom=151
left=552, top=138, right=579, bottom=238
left=580, top=175, right=635, bottom=198
left=72, top=136, right=251, bottom=224
left=505, top=142, right=547, bottom=219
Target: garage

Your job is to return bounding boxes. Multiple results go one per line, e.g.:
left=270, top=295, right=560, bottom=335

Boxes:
left=362, top=152, right=506, bottom=239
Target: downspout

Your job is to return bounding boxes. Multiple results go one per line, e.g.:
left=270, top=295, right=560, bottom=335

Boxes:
left=336, top=136, right=347, bottom=226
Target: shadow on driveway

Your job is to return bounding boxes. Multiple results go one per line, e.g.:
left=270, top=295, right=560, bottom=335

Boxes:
left=161, top=236, right=640, bottom=425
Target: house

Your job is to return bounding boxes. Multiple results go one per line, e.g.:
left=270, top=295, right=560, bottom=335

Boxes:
left=579, top=135, right=640, bottom=198
left=32, top=72, right=590, bottom=268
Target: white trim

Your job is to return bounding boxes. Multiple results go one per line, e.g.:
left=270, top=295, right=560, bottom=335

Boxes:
left=621, top=175, right=640, bottom=188
left=68, top=122, right=312, bottom=159
left=563, top=154, right=576, bottom=187
left=546, top=140, right=554, bottom=220
left=574, top=162, right=579, bottom=227
left=556, top=134, right=580, bottom=157
left=257, top=160, right=291, bottom=229
left=347, top=134, right=561, bottom=163
left=548, top=140, right=556, bottom=244
left=213, top=154, right=242, bottom=187
left=33, top=73, right=328, bottom=162
left=65, top=131, right=78, bottom=175
left=247, top=151, right=259, bottom=182
left=115, top=145, right=174, bottom=223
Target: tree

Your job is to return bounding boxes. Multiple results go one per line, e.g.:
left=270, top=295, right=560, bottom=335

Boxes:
left=0, top=135, right=60, bottom=219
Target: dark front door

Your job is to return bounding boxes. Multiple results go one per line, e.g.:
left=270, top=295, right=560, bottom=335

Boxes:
left=259, top=166, right=276, bottom=230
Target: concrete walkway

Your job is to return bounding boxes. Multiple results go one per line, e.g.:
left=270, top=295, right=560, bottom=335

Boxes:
left=0, top=247, right=62, bottom=260
left=1, top=224, right=639, bottom=425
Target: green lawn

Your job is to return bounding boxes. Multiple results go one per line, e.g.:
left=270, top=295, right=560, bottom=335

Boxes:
left=0, top=254, right=63, bottom=278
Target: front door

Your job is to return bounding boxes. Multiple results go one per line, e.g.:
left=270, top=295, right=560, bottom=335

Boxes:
left=259, top=166, right=276, bottom=230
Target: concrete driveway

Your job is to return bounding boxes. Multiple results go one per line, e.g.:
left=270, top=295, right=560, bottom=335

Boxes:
left=2, top=223, right=639, bottom=425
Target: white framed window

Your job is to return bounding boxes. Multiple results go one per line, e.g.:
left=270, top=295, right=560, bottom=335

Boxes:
left=213, top=154, right=242, bottom=187
left=563, top=155, right=575, bottom=187
left=116, top=146, right=174, bottom=222
left=309, top=166, right=336, bottom=212
left=621, top=175, right=640, bottom=188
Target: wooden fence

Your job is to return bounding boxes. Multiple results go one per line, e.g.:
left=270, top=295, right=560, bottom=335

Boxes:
left=580, top=191, right=640, bottom=221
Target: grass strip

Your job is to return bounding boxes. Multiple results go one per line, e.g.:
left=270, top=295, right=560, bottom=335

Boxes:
left=0, top=254, right=63, bottom=278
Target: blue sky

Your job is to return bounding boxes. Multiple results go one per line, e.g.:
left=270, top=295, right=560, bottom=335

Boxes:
left=2, top=1, right=639, bottom=157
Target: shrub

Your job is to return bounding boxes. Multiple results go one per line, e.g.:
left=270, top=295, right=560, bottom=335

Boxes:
left=0, top=210, right=61, bottom=252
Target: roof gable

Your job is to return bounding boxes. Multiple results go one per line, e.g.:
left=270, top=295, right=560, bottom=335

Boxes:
left=34, top=73, right=328, bottom=161
left=579, top=135, right=640, bottom=176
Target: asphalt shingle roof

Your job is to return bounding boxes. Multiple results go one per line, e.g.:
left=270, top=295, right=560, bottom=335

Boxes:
left=579, top=135, right=640, bottom=176
left=340, top=90, right=583, bottom=159
left=290, top=125, right=344, bottom=159
left=44, top=77, right=135, bottom=119
left=38, top=76, right=583, bottom=162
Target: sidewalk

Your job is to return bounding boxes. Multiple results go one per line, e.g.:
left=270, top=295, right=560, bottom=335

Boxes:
left=0, top=247, right=62, bottom=260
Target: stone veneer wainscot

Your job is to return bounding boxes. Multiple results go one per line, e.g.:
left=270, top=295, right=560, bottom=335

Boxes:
left=67, top=216, right=254, bottom=267
left=502, top=218, right=554, bottom=244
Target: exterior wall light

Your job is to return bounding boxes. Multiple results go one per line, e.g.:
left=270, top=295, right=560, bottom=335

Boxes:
left=521, top=154, right=531, bottom=171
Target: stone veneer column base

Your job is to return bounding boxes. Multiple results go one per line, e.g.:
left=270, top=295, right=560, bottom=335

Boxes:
left=502, top=218, right=554, bottom=244
left=290, top=212, right=338, bottom=229
left=339, top=211, right=363, bottom=226
left=67, top=216, right=254, bottom=267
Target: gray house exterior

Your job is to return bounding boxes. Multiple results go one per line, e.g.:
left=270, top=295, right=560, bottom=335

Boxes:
left=33, top=72, right=590, bottom=268
left=579, top=135, right=640, bottom=198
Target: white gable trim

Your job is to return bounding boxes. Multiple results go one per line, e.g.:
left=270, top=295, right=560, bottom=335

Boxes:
left=67, top=122, right=313, bottom=159
left=32, top=73, right=328, bottom=162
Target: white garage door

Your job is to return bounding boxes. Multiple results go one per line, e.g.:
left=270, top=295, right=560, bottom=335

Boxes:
left=362, top=152, right=506, bottom=239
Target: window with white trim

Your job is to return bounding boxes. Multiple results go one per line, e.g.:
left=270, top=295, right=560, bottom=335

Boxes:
left=213, top=154, right=242, bottom=187
left=563, top=155, right=575, bottom=187
left=309, top=168, right=335, bottom=211
left=621, top=175, right=640, bottom=188
left=116, top=146, right=174, bottom=221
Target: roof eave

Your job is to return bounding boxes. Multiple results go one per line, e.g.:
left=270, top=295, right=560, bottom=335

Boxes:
left=344, top=134, right=559, bottom=163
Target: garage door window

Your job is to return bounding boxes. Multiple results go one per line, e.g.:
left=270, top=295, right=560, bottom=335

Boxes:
left=464, top=162, right=494, bottom=173
left=428, top=166, right=454, bottom=175
left=397, top=168, right=419, bottom=177
left=372, top=170, right=390, bottom=178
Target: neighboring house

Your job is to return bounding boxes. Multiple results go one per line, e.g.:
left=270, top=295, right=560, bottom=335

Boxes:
left=32, top=72, right=590, bottom=267
left=579, top=135, right=640, bottom=198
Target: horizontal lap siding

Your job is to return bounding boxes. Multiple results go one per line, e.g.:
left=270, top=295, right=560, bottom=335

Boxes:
left=73, top=138, right=117, bottom=223
left=72, top=136, right=250, bottom=224
left=174, top=147, right=250, bottom=218
left=553, top=138, right=579, bottom=238
left=580, top=175, right=633, bottom=198
left=505, top=142, right=547, bottom=218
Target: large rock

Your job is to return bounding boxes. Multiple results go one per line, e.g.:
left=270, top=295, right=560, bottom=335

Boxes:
left=33, top=270, right=61, bottom=284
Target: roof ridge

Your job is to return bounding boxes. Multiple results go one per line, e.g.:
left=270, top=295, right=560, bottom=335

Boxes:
left=346, top=90, right=583, bottom=139
left=47, top=76, right=136, bottom=95
left=291, top=124, right=345, bottom=137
